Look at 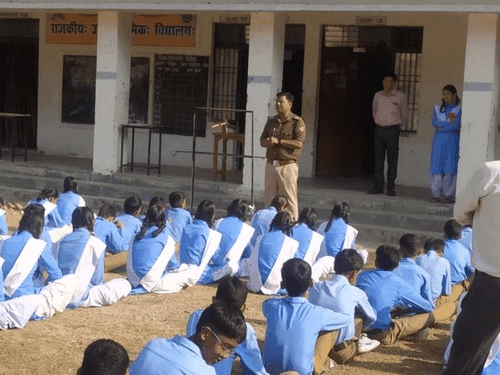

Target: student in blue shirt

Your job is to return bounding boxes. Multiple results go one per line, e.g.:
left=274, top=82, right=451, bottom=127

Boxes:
left=0, top=197, right=8, bottom=235
left=442, top=220, right=474, bottom=285
left=393, top=234, right=434, bottom=307
left=317, top=202, right=353, bottom=258
left=186, top=276, right=268, bottom=375
left=417, top=239, right=452, bottom=301
left=356, top=245, right=434, bottom=345
left=78, top=339, right=129, bottom=375
left=262, top=258, right=350, bottom=375
left=166, top=191, right=193, bottom=244
left=309, top=249, right=379, bottom=360
left=459, top=225, right=473, bottom=253
left=243, top=195, right=287, bottom=259
left=49, top=176, right=86, bottom=227
left=130, top=300, right=247, bottom=375
left=290, top=207, right=323, bottom=266
left=94, top=204, right=128, bottom=254
left=115, top=196, right=143, bottom=251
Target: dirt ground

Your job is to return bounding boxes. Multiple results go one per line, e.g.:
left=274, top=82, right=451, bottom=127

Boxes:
left=0, top=202, right=450, bottom=375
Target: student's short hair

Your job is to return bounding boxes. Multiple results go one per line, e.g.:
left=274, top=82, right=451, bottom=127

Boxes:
left=18, top=204, right=45, bottom=239
left=269, top=211, right=293, bottom=236
left=281, top=258, right=311, bottom=297
left=399, top=233, right=420, bottom=258
left=429, top=239, right=445, bottom=255
left=196, top=301, right=247, bottom=344
left=98, top=204, right=116, bottom=219
left=195, top=200, right=216, bottom=227
left=136, top=204, right=166, bottom=240
left=424, top=238, right=435, bottom=253
left=444, top=219, right=462, bottom=240
left=72, top=206, right=94, bottom=233
left=123, top=196, right=142, bottom=215
left=375, top=245, right=401, bottom=271
left=169, top=191, right=186, bottom=208
left=270, top=195, right=287, bottom=211
left=334, top=249, right=364, bottom=275
left=297, top=207, right=317, bottom=230
left=79, top=339, right=129, bottom=375
left=36, top=188, right=59, bottom=202
left=149, top=197, right=166, bottom=209
left=226, top=199, right=249, bottom=221
left=384, top=73, right=398, bottom=82
left=63, top=176, right=79, bottom=193
left=276, top=92, right=294, bottom=104
left=215, top=276, right=248, bottom=310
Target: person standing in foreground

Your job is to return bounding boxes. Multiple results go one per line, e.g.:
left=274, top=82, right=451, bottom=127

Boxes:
left=369, top=73, right=408, bottom=197
left=260, top=92, right=306, bottom=220
left=443, top=161, right=500, bottom=375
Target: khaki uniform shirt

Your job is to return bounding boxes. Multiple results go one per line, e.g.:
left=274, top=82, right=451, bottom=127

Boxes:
left=260, top=112, right=306, bottom=162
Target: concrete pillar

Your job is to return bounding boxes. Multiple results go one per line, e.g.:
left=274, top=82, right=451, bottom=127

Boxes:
left=457, top=14, right=500, bottom=192
left=92, top=11, right=132, bottom=175
left=243, top=12, right=286, bottom=201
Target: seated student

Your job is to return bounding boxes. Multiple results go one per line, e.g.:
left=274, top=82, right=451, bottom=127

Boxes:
left=262, top=258, right=350, bottom=375
left=442, top=219, right=474, bottom=286
left=28, top=188, right=59, bottom=219
left=177, top=200, right=222, bottom=281
left=243, top=195, right=287, bottom=259
left=290, top=207, right=323, bottom=266
left=114, top=196, right=143, bottom=251
left=130, top=300, right=247, bottom=375
left=94, top=204, right=128, bottom=254
left=198, top=199, right=255, bottom=284
left=166, top=191, right=193, bottom=244
left=0, top=205, right=78, bottom=321
left=48, top=176, right=86, bottom=227
left=57, top=207, right=131, bottom=308
left=356, top=245, right=435, bottom=345
left=139, top=196, right=167, bottom=222
left=246, top=211, right=299, bottom=295
left=127, top=205, right=194, bottom=294
left=186, top=276, right=268, bottom=375
left=392, top=234, right=434, bottom=307
left=78, top=339, right=129, bottom=375
left=417, top=238, right=452, bottom=301
left=309, top=249, right=379, bottom=359
left=0, top=197, right=7, bottom=235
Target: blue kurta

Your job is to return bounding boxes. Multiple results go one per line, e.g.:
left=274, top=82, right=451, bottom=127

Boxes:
left=49, top=191, right=85, bottom=227
left=166, top=207, right=193, bottom=243
left=324, top=218, right=347, bottom=257
left=291, top=223, right=314, bottom=260
left=0, top=210, right=7, bottom=235
left=179, top=219, right=210, bottom=266
left=430, top=104, right=462, bottom=175
left=94, top=217, right=128, bottom=254
left=131, top=226, right=172, bottom=280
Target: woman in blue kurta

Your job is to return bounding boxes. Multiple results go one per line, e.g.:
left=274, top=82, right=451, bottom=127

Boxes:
left=429, top=85, right=462, bottom=204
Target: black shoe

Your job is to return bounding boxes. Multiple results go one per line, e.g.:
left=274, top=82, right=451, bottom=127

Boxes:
left=368, top=188, right=384, bottom=195
left=442, top=197, right=455, bottom=204
left=387, top=190, right=396, bottom=197
left=429, top=197, right=441, bottom=203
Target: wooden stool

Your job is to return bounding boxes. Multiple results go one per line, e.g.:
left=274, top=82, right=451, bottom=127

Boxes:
left=211, top=123, right=244, bottom=181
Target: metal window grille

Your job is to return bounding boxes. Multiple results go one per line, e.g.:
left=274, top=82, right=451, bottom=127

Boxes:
left=395, top=52, right=421, bottom=133
left=212, top=47, right=240, bottom=123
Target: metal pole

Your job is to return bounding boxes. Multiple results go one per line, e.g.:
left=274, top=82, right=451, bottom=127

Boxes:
left=191, top=110, right=197, bottom=214
left=251, top=111, right=255, bottom=208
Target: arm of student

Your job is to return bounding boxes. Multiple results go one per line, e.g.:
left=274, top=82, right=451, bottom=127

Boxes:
left=107, top=224, right=129, bottom=254
left=239, top=324, right=270, bottom=375
left=355, top=289, right=377, bottom=330
left=0, top=214, right=7, bottom=235
left=422, top=273, right=435, bottom=308
left=91, top=252, right=105, bottom=286
left=39, top=247, right=63, bottom=282
left=442, top=265, right=452, bottom=296
left=398, top=282, right=434, bottom=313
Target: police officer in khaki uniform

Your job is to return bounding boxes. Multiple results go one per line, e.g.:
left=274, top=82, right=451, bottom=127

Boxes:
left=260, top=92, right=306, bottom=221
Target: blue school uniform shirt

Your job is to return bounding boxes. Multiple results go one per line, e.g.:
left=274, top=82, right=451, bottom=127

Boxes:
left=179, top=219, right=210, bottom=266
left=52, top=191, right=85, bottom=226
left=243, top=206, right=278, bottom=259
left=416, top=251, right=452, bottom=300
left=393, top=257, right=434, bottom=307
left=257, top=230, right=288, bottom=286
left=309, top=274, right=376, bottom=341
left=459, top=226, right=473, bottom=253
left=356, top=269, right=434, bottom=330
left=443, top=239, right=474, bottom=284
left=430, top=104, right=462, bottom=175
left=94, top=217, right=128, bottom=254
left=167, top=207, right=193, bottom=243
left=0, top=210, right=7, bottom=235
left=129, top=335, right=216, bottom=375
left=0, top=256, right=4, bottom=302
left=324, top=218, right=347, bottom=257
left=186, top=308, right=268, bottom=375
left=1, top=231, right=62, bottom=299
left=290, top=223, right=314, bottom=260
left=115, top=213, right=142, bottom=248
left=483, top=348, right=500, bottom=375
left=262, top=296, right=350, bottom=375
left=58, top=228, right=104, bottom=297
left=132, top=226, right=174, bottom=280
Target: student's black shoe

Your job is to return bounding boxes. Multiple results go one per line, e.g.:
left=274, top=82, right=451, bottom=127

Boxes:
left=368, top=188, right=384, bottom=195
left=387, top=190, right=396, bottom=197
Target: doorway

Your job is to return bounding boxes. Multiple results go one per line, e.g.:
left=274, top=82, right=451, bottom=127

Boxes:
left=0, top=19, right=39, bottom=149
left=282, top=24, right=305, bottom=116
left=315, top=26, right=423, bottom=177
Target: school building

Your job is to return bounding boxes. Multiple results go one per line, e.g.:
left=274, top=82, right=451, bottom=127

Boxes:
left=0, top=1, right=499, bottom=196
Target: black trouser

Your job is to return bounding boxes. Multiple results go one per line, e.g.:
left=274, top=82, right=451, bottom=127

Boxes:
left=443, top=271, right=500, bottom=375
left=373, top=125, right=400, bottom=191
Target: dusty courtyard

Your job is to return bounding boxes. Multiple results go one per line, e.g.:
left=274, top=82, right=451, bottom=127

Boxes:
left=0, top=203, right=450, bottom=375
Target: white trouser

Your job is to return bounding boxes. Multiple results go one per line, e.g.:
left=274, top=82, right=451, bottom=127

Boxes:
left=0, top=295, right=44, bottom=330
left=34, top=274, right=79, bottom=319
left=78, top=278, right=132, bottom=308
left=150, top=265, right=200, bottom=294
left=430, top=174, right=457, bottom=198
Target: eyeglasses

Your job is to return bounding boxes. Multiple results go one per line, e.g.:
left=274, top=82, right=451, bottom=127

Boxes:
left=205, top=326, right=236, bottom=355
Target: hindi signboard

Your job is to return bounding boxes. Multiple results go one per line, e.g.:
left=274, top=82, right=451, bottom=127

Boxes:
left=46, top=13, right=97, bottom=45
left=132, top=14, right=197, bottom=47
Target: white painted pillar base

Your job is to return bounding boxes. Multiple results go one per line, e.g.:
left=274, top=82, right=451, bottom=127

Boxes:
left=456, top=14, right=500, bottom=198
left=243, top=12, right=286, bottom=201
left=93, top=11, right=132, bottom=175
